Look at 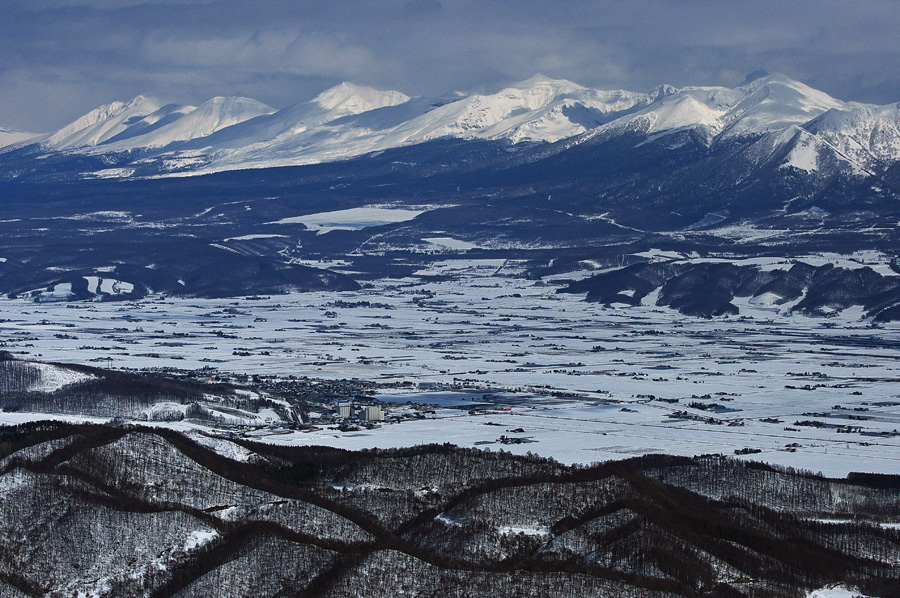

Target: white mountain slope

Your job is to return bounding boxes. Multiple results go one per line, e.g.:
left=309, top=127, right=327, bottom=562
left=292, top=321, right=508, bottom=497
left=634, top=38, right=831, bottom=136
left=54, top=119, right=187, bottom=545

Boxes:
left=99, top=103, right=198, bottom=145
left=44, top=95, right=164, bottom=149
left=804, top=102, right=900, bottom=170
left=0, top=127, right=38, bottom=148
left=313, top=82, right=411, bottom=120
left=97, top=96, right=275, bottom=151
left=738, top=125, right=847, bottom=176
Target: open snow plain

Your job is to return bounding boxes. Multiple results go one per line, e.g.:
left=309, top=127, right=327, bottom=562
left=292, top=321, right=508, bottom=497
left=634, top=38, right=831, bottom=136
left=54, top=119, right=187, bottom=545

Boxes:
left=2, top=257, right=900, bottom=477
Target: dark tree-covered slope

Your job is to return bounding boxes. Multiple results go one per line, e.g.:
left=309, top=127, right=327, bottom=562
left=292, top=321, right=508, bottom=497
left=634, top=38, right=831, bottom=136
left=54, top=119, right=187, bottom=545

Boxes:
left=0, top=422, right=898, bottom=597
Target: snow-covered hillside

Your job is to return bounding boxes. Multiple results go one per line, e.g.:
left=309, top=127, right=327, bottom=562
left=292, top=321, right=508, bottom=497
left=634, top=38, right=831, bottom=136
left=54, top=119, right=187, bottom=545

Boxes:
left=1, top=423, right=894, bottom=596
left=158, top=82, right=417, bottom=169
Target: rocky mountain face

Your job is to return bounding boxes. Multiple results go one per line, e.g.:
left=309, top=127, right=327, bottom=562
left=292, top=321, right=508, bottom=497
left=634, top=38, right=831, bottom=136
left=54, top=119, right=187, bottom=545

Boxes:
left=1, top=421, right=898, bottom=597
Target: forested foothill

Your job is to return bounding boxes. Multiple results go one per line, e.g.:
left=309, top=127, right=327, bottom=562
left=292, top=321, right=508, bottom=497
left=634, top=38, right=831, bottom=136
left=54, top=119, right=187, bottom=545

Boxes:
left=0, top=421, right=898, bottom=597
left=0, top=352, right=242, bottom=420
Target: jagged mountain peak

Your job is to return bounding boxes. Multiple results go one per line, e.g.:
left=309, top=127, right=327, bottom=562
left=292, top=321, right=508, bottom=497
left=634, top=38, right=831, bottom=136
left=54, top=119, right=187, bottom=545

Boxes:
left=581, top=86, right=733, bottom=143
left=127, top=94, right=155, bottom=107
left=505, top=74, right=586, bottom=93
left=649, top=83, right=679, bottom=99
left=483, top=75, right=593, bottom=115
left=391, top=75, right=649, bottom=145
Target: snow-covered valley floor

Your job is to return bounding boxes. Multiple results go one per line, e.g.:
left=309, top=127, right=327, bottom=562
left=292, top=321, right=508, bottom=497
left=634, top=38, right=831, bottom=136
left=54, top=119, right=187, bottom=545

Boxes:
left=2, top=259, right=899, bottom=477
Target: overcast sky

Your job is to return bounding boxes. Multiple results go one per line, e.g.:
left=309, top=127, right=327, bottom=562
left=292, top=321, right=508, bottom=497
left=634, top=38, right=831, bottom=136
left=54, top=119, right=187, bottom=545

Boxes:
left=2, top=0, right=899, bottom=132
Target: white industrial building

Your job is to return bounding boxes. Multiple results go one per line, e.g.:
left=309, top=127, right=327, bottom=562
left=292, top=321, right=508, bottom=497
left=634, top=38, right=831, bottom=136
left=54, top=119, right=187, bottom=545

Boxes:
left=362, top=405, right=384, bottom=422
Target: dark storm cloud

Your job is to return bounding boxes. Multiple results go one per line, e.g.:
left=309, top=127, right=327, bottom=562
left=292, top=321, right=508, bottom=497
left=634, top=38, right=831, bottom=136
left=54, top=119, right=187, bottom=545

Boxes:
left=1, top=0, right=899, bottom=132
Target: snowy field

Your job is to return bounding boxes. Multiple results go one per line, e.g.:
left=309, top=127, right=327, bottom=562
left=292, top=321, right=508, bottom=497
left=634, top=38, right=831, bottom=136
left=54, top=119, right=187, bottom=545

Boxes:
left=2, top=258, right=900, bottom=477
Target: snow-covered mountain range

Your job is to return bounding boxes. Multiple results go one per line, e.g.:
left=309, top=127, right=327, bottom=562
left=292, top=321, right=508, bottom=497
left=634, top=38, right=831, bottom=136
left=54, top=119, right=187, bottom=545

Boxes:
left=4, top=71, right=898, bottom=179
left=1, top=71, right=900, bottom=314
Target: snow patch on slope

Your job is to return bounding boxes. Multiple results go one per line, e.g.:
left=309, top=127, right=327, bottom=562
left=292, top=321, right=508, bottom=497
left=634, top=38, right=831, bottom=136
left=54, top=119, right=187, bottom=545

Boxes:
left=782, top=133, right=819, bottom=173
left=188, top=433, right=258, bottom=463
left=37, top=282, right=75, bottom=302
left=806, top=585, right=873, bottom=598
left=28, top=362, right=97, bottom=393
left=183, top=530, right=219, bottom=552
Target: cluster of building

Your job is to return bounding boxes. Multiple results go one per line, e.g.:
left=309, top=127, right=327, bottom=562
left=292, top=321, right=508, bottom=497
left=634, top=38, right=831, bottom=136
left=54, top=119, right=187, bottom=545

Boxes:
left=335, top=401, right=385, bottom=422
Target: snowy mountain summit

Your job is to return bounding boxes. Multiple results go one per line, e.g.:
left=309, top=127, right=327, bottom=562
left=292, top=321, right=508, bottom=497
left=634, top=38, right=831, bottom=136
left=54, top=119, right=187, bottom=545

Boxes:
left=312, top=82, right=410, bottom=118
left=1, top=72, right=899, bottom=179
left=583, top=73, right=852, bottom=144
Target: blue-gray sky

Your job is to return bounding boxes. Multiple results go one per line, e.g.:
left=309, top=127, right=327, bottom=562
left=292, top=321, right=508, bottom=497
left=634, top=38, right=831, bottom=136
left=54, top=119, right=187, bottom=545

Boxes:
left=2, top=0, right=900, bottom=132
